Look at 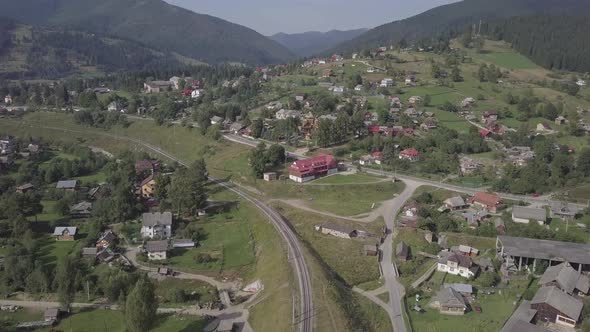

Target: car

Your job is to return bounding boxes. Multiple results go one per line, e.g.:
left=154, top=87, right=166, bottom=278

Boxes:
left=474, top=306, right=482, bottom=313
left=533, top=193, right=540, bottom=198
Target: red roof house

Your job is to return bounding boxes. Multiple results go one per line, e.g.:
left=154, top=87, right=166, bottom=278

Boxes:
left=289, top=154, right=338, bottom=183
left=399, top=148, right=420, bottom=162
left=479, top=129, right=492, bottom=138
left=470, top=192, right=503, bottom=213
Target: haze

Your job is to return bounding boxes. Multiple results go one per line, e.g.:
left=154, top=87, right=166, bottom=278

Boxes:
left=165, top=0, right=459, bottom=35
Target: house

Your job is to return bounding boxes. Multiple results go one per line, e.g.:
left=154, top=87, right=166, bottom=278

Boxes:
left=331, top=86, right=345, bottom=95
left=107, top=101, right=121, bottom=112
left=145, top=240, right=169, bottom=260
left=405, top=75, right=416, bottom=86
left=4, top=94, right=12, bottom=105
left=322, top=69, right=333, bottom=78
left=399, top=148, right=420, bottom=162
left=576, top=80, right=586, bottom=87
left=56, top=180, right=77, bottom=191
left=140, top=212, right=173, bottom=239
left=403, top=201, right=419, bottom=218
left=367, top=67, right=375, bottom=73
left=460, top=158, right=481, bottom=175
left=512, top=206, right=547, bottom=225
left=169, top=76, right=193, bottom=90
left=276, top=109, right=302, bottom=120
left=443, top=283, right=473, bottom=296
left=314, top=223, right=357, bottom=239
left=501, top=300, right=549, bottom=332
left=0, top=135, right=14, bottom=155
left=380, top=78, right=394, bottom=87
left=530, top=286, right=583, bottom=328
left=462, top=210, right=487, bottom=229
left=288, top=154, right=338, bottom=183
left=505, top=146, right=535, bottom=167
left=27, top=143, right=41, bottom=154
left=69, top=201, right=92, bottom=218
left=140, top=173, right=157, bottom=198
left=144, top=81, right=173, bottom=93
left=444, top=196, right=467, bottom=210
left=479, top=257, right=495, bottom=272
left=210, top=116, right=223, bottom=125
left=96, top=231, right=116, bottom=249
left=173, top=239, right=195, bottom=248
left=97, top=249, right=115, bottom=263
left=420, top=120, right=437, bottom=131
left=550, top=202, right=580, bottom=219
left=396, top=242, right=410, bottom=261
left=429, top=287, right=467, bottom=315
left=494, top=218, right=506, bottom=234
left=555, top=116, right=568, bottom=125
left=266, top=101, right=283, bottom=110
left=471, top=192, right=503, bottom=213
left=295, top=93, right=306, bottom=102
left=453, top=245, right=479, bottom=257
left=437, top=252, right=478, bottom=278
left=44, top=308, right=59, bottom=322
left=461, top=97, right=476, bottom=109
left=81, top=247, right=98, bottom=258
left=538, top=263, right=590, bottom=295
left=359, top=154, right=376, bottom=166
left=16, top=183, right=34, bottom=193
left=479, top=129, right=493, bottom=139
left=354, top=84, right=363, bottom=91
left=536, top=123, right=552, bottom=132
left=191, top=89, right=205, bottom=99
left=53, top=227, right=77, bottom=241
left=135, top=159, right=159, bottom=174
left=263, top=172, right=277, bottom=182
left=481, top=111, right=499, bottom=122
left=408, top=96, right=422, bottom=105
left=364, top=244, right=379, bottom=256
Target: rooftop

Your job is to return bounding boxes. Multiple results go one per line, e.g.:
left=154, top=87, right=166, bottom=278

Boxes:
left=145, top=240, right=169, bottom=252
left=501, top=300, right=548, bottom=332
left=142, top=212, right=172, bottom=227
left=56, top=180, right=77, bottom=189
left=53, top=227, right=77, bottom=236
left=531, top=286, right=583, bottom=321
left=498, top=236, right=590, bottom=265
left=538, top=262, right=590, bottom=295
left=443, top=283, right=473, bottom=294
left=512, top=206, right=546, bottom=222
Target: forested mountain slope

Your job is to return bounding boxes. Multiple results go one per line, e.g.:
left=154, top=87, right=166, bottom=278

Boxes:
left=270, top=29, right=368, bottom=57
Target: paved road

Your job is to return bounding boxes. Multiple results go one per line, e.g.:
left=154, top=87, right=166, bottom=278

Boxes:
left=13, top=121, right=315, bottom=332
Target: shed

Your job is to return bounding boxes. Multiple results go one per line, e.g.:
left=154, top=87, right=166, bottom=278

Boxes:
left=364, top=244, right=379, bottom=256
left=44, top=308, right=59, bottom=322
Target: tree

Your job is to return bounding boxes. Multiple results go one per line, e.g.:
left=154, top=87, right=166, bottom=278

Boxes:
left=266, top=144, right=285, bottom=167
left=478, top=272, right=499, bottom=287
left=423, top=94, right=432, bottom=107
left=478, top=64, right=488, bottom=82
left=249, top=143, right=267, bottom=178
left=251, top=119, right=263, bottom=138
left=56, top=256, right=77, bottom=310
left=125, top=275, right=158, bottom=332
left=577, top=148, right=590, bottom=176
left=451, top=66, right=463, bottom=82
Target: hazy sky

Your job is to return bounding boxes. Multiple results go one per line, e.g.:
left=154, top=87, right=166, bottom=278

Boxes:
left=165, top=0, right=459, bottom=35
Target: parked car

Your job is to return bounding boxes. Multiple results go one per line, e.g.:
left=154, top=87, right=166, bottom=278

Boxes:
left=474, top=306, right=482, bottom=313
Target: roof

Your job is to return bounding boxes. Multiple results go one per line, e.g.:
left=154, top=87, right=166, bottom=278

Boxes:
left=501, top=301, right=548, bottom=332
left=364, top=245, right=378, bottom=252
left=140, top=173, right=156, bottom=187
left=396, top=242, right=409, bottom=257
left=472, top=192, right=502, bottom=207
left=82, top=247, right=98, bottom=255
left=531, top=286, right=583, bottom=321
left=539, top=263, right=590, bottom=295
left=142, top=212, right=172, bottom=227
left=56, top=180, right=77, bottom=189
left=439, top=252, right=472, bottom=268
left=289, top=154, right=337, bottom=175
left=135, top=159, right=156, bottom=171
left=16, top=183, right=34, bottom=190
left=44, top=308, right=59, bottom=317
left=173, top=239, right=195, bottom=248
left=444, top=196, right=466, bottom=208
left=400, top=148, right=419, bottom=157
left=319, top=222, right=355, bottom=235
left=433, top=287, right=466, bottom=308
left=494, top=218, right=505, bottom=228
left=53, top=227, right=77, bottom=236
left=498, top=236, right=590, bottom=265
left=70, top=201, right=92, bottom=212
left=512, top=206, right=546, bottom=222
left=443, top=283, right=473, bottom=294
left=210, top=116, right=223, bottom=122
left=97, top=231, right=116, bottom=244
left=145, top=240, right=169, bottom=252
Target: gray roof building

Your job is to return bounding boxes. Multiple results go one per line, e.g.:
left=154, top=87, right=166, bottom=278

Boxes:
left=539, top=263, right=590, bottom=295
left=53, top=227, right=77, bottom=236
left=497, top=236, right=590, bottom=265
left=531, top=286, right=583, bottom=322
left=145, top=240, right=169, bottom=253
left=432, top=287, right=466, bottom=308
left=142, top=212, right=173, bottom=227
left=444, top=196, right=466, bottom=208
left=512, top=206, right=547, bottom=223
left=443, top=283, right=473, bottom=294
left=56, top=180, right=77, bottom=189
left=501, top=300, right=548, bottom=332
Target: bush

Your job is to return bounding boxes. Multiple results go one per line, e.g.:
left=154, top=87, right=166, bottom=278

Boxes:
left=166, top=288, right=187, bottom=303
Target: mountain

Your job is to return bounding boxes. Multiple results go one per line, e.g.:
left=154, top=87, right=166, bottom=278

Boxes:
left=270, top=29, right=368, bottom=57
left=330, top=0, right=590, bottom=54
left=0, top=0, right=295, bottom=65
left=0, top=19, right=203, bottom=79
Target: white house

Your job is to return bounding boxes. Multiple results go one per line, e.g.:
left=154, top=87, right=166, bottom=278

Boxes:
left=315, top=223, right=356, bottom=239
left=380, top=78, right=394, bottom=87
left=437, top=252, right=478, bottom=278
left=577, top=80, right=587, bottom=87
left=511, top=206, right=547, bottom=225
left=140, top=212, right=173, bottom=239
left=191, top=89, right=204, bottom=99
left=354, top=84, right=363, bottom=91
left=4, top=95, right=12, bottom=104
left=145, top=240, right=169, bottom=260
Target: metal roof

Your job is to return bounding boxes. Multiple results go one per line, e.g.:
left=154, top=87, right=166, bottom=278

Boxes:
left=56, top=180, right=77, bottom=189
left=498, top=236, right=590, bottom=265
left=142, top=212, right=172, bottom=227
left=512, top=206, right=547, bottom=222
left=531, top=286, right=583, bottom=321
left=145, top=240, right=169, bottom=252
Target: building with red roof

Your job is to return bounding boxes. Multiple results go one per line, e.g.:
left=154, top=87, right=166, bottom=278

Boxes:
left=399, top=148, right=420, bottom=162
left=470, top=192, right=503, bottom=213
left=288, top=154, right=338, bottom=183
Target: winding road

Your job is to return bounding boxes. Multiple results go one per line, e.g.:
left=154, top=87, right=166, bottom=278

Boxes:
left=13, top=121, right=315, bottom=332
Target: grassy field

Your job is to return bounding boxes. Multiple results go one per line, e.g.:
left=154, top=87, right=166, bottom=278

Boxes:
left=154, top=278, right=218, bottom=305
left=38, top=235, right=80, bottom=267
left=478, top=51, right=540, bottom=70
left=273, top=203, right=381, bottom=286
left=311, top=173, right=387, bottom=185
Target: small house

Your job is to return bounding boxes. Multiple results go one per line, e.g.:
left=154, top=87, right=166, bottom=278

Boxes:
left=140, top=173, right=157, bottom=198
left=555, top=116, right=568, bottom=125
left=145, top=240, right=169, bottom=260
left=210, top=116, right=223, bottom=125
left=437, top=251, right=478, bottom=278
left=453, top=245, right=479, bottom=257
left=443, top=283, right=473, bottom=296
left=173, top=239, right=195, bottom=249
left=399, top=148, right=420, bottom=162
left=364, top=244, right=379, bottom=256
left=530, top=286, right=583, bottom=328
left=396, top=242, right=410, bottom=261
left=44, top=308, right=59, bottom=322
left=444, top=196, right=467, bottom=210
left=538, top=263, right=590, bottom=295
left=16, top=183, right=34, bottom=193
left=481, top=111, right=498, bottom=123
left=263, top=172, right=277, bottom=182
left=470, top=192, right=503, bottom=213
left=56, top=180, right=77, bottom=192
left=429, top=287, right=467, bottom=315
left=135, top=159, right=159, bottom=174
left=494, top=218, right=506, bottom=234
left=81, top=247, right=98, bottom=258
left=140, top=212, right=173, bottom=239
left=53, top=227, right=77, bottom=241
left=96, top=231, right=116, bottom=249
left=69, top=201, right=92, bottom=218
left=536, top=123, right=552, bottom=132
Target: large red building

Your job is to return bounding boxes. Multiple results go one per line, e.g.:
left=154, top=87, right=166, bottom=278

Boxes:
left=289, top=154, right=338, bottom=183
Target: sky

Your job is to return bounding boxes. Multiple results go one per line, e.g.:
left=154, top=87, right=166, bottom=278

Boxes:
left=165, top=0, right=459, bottom=35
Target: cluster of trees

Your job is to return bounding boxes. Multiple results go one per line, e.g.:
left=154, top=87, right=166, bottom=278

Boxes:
left=249, top=143, right=286, bottom=178
left=73, top=109, right=129, bottom=129
left=477, top=63, right=503, bottom=83
left=155, top=159, right=209, bottom=216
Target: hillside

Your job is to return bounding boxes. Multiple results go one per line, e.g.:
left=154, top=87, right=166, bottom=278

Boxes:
left=0, top=19, right=202, bottom=79
left=330, top=0, right=590, bottom=54
left=0, top=0, right=295, bottom=65
left=270, top=29, right=368, bottom=57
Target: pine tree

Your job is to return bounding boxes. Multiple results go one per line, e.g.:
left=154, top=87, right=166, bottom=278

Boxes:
left=125, top=275, right=158, bottom=332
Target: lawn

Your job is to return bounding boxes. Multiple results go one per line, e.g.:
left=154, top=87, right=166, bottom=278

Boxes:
left=311, top=173, right=387, bottom=185
left=76, top=169, right=108, bottom=185
left=0, top=308, right=43, bottom=332
left=478, top=52, right=539, bottom=70
left=430, top=108, right=473, bottom=133
left=354, top=293, right=393, bottom=332
left=38, top=235, right=80, bottom=267
left=39, top=310, right=206, bottom=332
left=28, top=200, right=61, bottom=223
left=155, top=278, right=218, bottom=306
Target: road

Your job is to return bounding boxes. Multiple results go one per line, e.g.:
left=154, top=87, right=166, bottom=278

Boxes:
left=15, top=122, right=315, bottom=332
